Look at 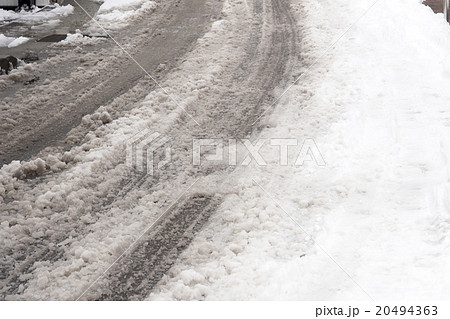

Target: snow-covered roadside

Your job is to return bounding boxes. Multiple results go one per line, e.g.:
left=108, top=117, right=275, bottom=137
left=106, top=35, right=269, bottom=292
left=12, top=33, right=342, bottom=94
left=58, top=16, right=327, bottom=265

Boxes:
left=149, top=0, right=450, bottom=300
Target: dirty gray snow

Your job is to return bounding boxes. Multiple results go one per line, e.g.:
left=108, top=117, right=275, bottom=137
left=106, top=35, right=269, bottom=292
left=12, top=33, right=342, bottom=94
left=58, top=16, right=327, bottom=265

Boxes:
left=0, top=0, right=297, bottom=300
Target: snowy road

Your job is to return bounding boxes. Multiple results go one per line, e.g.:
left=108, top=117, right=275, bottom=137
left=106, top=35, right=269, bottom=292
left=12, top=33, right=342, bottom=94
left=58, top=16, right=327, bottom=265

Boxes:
left=0, top=0, right=298, bottom=300
left=1, top=0, right=222, bottom=165
left=148, top=0, right=450, bottom=301
left=2, top=0, right=450, bottom=301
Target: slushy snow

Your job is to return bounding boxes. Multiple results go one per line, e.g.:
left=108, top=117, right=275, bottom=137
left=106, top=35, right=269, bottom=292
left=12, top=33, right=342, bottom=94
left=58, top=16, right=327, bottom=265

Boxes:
left=1, top=0, right=450, bottom=301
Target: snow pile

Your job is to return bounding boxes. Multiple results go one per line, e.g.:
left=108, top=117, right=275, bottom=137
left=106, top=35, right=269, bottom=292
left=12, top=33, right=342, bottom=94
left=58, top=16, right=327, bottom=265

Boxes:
left=7, top=36, right=30, bottom=48
left=0, top=34, right=29, bottom=48
left=97, top=0, right=147, bottom=12
left=0, top=8, right=17, bottom=22
left=0, top=34, right=15, bottom=47
left=57, top=32, right=91, bottom=46
left=51, top=31, right=108, bottom=47
left=0, top=4, right=74, bottom=24
left=47, top=4, right=74, bottom=17
left=149, top=0, right=450, bottom=300
left=93, top=0, right=157, bottom=29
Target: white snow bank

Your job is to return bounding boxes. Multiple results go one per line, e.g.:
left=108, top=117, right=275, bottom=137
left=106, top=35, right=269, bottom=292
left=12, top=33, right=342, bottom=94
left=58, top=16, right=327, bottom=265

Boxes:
left=59, top=32, right=89, bottom=45
left=7, top=36, right=30, bottom=48
left=0, top=4, right=73, bottom=24
left=97, top=0, right=148, bottom=12
left=0, top=34, right=15, bottom=47
left=0, top=8, right=16, bottom=22
left=92, top=0, right=156, bottom=30
left=48, top=4, right=74, bottom=17
left=0, top=34, right=29, bottom=48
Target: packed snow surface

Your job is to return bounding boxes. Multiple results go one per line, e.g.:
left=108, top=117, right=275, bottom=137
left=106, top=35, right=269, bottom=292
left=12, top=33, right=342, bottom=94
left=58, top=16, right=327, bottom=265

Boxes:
left=149, top=0, right=450, bottom=300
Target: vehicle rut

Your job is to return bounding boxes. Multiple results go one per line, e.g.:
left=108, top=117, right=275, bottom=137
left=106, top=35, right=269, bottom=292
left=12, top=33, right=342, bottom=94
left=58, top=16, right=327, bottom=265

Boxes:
left=0, top=0, right=299, bottom=300
left=80, top=0, right=299, bottom=300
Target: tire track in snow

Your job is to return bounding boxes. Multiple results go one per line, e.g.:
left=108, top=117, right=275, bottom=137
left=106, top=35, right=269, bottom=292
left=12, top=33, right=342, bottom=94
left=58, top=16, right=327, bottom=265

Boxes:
left=1, top=0, right=299, bottom=300
left=0, top=0, right=224, bottom=299
left=84, top=194, right=221, bottom=301
left=80, top=0, right=299, bottom=300
left=0, top=0, right=222, bottom=166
